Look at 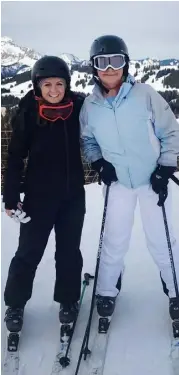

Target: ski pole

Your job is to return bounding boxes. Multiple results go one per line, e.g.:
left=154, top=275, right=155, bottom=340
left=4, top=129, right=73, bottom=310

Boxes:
left=59, top=273, right=94, bottom=368
left=171, top=175, right=179, bottom=187
left=160, top=193, right=179, bottom=299
left=74, top=185, right=110, bottom=375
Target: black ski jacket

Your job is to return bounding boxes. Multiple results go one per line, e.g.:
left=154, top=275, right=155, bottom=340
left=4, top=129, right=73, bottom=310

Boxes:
left=3, top=90, right=85, bottom=209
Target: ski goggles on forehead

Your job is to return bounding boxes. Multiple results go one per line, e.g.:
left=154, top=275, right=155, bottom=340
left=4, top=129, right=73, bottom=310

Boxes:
left=38, top=101, right=73, bottom=122
left=93, top=54, right=126, bottom=71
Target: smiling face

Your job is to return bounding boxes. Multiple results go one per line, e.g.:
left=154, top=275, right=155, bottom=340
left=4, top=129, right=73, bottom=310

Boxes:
left=97, top=67, right=124, bottom=91
left=40, top=77, right=66, bottom=104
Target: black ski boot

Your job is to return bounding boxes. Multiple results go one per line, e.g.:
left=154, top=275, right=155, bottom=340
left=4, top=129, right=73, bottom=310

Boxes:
left=4, top=307, right=24, bottom=333
left=96, top=295, right=116, bottom=317
left=169, top=298, right=179, bottom=338
left=96, top=296, right=116, bottom=333
left=59, top=302, right=79, bottom=324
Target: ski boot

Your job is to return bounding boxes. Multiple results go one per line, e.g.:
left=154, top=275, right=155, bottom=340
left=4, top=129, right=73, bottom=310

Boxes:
left=169, top=297, right=179, bottom=338
left=4, top=307, right=24, bottom=352
left=96, top=296, right=116, bottom=334
left=59, top=302, right=79, bottom=343
left=59, top=302, right=79, bottom=324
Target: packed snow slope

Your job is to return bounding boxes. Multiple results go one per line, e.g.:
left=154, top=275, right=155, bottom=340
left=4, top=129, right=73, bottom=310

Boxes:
left=1, top=176, right=179, bottom=375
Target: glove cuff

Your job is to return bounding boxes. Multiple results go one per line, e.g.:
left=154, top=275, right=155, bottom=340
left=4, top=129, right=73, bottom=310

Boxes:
left=5, top=202, right=18, bottom=211
left=157, top=165, right=176, bottom=178
left=91, top=158, right=104, bottom=173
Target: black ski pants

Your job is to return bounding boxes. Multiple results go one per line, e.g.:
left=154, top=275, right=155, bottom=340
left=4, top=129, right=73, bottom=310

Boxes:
left=4, top=188, right=85, bottom=308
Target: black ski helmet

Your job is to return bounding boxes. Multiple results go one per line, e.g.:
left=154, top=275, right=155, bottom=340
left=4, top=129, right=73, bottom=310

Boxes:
left=90, top=35, right=129, bottom=59
left=90, top=35, right=129, bottom=86
left=31, top=55, right=71, bottom=97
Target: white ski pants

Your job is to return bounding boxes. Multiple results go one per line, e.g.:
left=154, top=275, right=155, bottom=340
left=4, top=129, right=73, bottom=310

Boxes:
left=96, top=183, right=179, bottom=298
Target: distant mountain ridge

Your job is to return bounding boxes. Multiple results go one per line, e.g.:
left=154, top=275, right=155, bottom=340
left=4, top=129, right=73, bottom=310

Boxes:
left=1, top=36, right=179, bottom=79
left=1, top=36, right=179, bottom=117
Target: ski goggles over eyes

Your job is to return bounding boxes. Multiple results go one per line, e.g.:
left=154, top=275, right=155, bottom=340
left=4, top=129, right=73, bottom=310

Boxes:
left=93, top=54, right=126, bottom=71
left=38, top=101, right=74, bottom=122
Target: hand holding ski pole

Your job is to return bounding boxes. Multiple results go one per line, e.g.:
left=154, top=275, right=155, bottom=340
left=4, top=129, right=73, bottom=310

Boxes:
left=157, top=173, right=179, bottom=206
left=157, top=188, right=168, bottom=207
left=150, top=165, right=176, bottom=206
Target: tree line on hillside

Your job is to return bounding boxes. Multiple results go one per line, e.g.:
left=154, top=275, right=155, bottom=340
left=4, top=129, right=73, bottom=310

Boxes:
left=141, top=68, right=179, bottom=88
left=71, top=64, right=92, bottom=74
left=2, top=65, right=92, bottom=87
left=2, top=63, right=179, bottom=94
left=158, top=90, right=179, bottom=116
left=1, top=66, right=179, bottom=112
left=2, top=70, right=32, bottom=85
left=163, top=70, right=179, bottom=89
left=1, top=95, right=20, bottom=107
left=156, top=68, right=176, bottom=79
left=143, top=64, right=161, bottom=73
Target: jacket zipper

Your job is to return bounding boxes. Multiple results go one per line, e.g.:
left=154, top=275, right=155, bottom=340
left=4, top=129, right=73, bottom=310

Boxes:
left=64, top=122, right=70, bottom=194
left=113, top=106, right=133, bottom=188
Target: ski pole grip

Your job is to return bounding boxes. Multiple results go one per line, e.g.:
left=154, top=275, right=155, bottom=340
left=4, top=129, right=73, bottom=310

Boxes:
left=83, top=273, right=94, bottom=285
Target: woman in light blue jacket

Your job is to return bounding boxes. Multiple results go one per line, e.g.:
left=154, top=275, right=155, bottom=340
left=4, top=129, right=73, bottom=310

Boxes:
left=80, top=35, right=179, bottom=329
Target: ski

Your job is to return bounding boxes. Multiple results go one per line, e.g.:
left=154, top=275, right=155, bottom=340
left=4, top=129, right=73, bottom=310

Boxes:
left=50, top=322, right=74, bottom=374
left=50, top=273, right=94, bottom=374
left=2, top=332, right=20, bottom=375
left=76, top=312, right=112, bottom=375
left=170, top=320, right=179, bottom=375
left=86, top=317, right=111, bottom=375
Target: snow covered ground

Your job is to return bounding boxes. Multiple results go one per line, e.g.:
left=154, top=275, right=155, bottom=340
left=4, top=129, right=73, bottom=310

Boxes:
left=1, top=177, right=179, bottom=375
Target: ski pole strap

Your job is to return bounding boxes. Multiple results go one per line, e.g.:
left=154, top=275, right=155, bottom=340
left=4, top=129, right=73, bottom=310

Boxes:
left=171, top=175, right=179, bottom=186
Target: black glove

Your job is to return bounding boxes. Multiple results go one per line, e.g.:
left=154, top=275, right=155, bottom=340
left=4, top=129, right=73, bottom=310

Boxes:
left=91, top=158, right=118, bottom=186
left=150, top=165, right=176, bottom=206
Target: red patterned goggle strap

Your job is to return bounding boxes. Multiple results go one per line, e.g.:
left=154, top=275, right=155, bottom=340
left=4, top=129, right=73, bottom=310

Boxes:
left=36, top=97, right=74, bottom=122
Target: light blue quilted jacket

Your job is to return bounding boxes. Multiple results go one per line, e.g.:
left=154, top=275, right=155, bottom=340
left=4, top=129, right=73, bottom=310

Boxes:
left=80, top=74, right=179, bottom=188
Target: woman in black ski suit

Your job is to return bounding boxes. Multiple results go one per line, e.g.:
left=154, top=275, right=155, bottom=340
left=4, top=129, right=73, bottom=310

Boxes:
left=3, top=56, right=86, bottom=332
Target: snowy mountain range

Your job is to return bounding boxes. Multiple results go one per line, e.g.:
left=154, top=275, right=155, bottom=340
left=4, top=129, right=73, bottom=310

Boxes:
left=1, top=37, right=88, bottom=77
left=1, top=37, right=41, bottom=75
left=1, top=36, right=179, bottom=101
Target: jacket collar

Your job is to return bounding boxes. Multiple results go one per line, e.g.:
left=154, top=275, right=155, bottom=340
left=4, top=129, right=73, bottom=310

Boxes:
left=91, top=74, right=135, bottom=107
